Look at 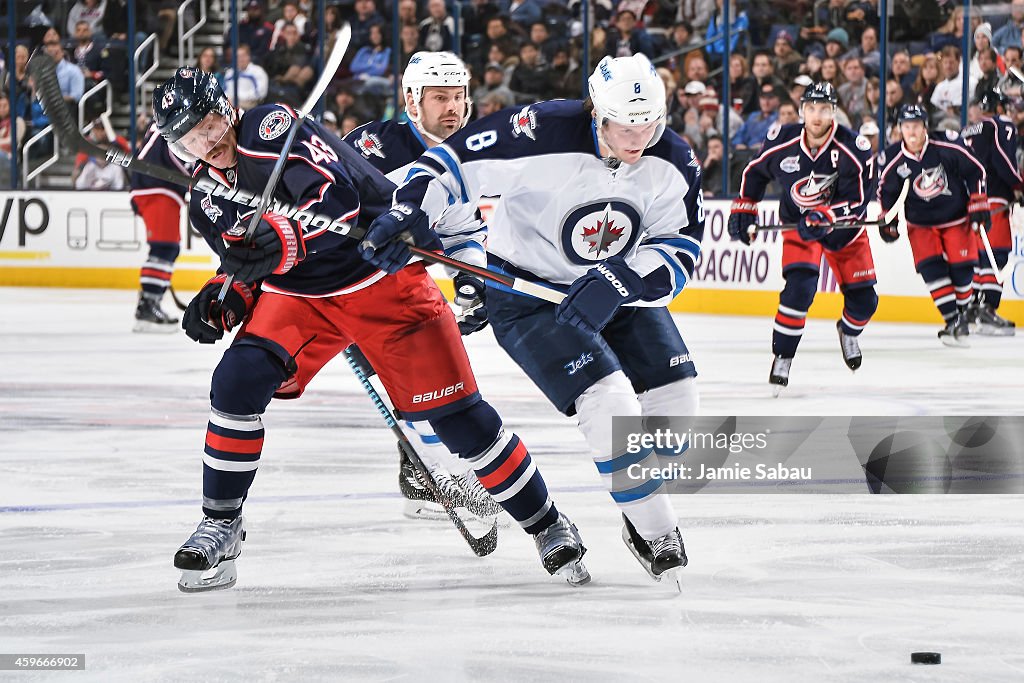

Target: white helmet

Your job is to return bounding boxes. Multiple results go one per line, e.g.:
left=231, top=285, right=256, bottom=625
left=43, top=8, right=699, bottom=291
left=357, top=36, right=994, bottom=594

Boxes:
left=588, top=54, right=666, bottom=148
left=403, top=51, right=473, bottom=141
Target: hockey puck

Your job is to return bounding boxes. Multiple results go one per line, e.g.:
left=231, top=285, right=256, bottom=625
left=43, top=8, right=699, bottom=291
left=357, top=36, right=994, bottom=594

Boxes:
left=911, top=652, right=941, bottom=665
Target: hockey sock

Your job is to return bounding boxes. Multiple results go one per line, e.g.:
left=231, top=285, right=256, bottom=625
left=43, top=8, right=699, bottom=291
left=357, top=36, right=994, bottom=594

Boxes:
left=773, top=269, right=816, bottom=358
left=918, top=259, right=957, bottom=320
left=979, top=249, right=1008, bottom=309
left=140, top=242, right=180, bottom=300
left=950, top=263, right=975, bottom=313
left=839, top=285, right=878, bottom=337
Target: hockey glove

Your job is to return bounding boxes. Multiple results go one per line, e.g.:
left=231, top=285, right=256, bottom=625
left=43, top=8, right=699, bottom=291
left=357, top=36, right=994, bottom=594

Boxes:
left=222, top=211, right=306, bottom=283
left=182, top=274, right=257, bottom=344
left=555, top=257, right=644, bottom=336
left=968, top=193, right=991, bottom=232
left=359, top=203, right=442, bottom=274
left=797, top=205, right=836, bottom=242
left=453, top=273, right=488, bottom=335
left=727, top=198, right=758, bottom=245
left=878, top=215, right=900, bottom=243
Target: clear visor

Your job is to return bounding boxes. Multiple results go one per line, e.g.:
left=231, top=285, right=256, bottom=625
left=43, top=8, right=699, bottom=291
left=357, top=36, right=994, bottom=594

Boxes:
left=177, top=111, right=233, bottom=159
left=601, top=118, right=661, bottom=151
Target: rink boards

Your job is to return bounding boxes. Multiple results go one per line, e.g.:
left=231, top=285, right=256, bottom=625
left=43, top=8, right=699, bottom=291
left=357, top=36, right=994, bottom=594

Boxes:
left=0, top=190, right=1022, bottom=324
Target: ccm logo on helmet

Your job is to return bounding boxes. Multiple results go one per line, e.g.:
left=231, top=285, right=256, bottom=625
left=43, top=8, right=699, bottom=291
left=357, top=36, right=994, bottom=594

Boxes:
left=412, top=382, right=465, bottom=404
left=596, top=264, right=630, bottom=297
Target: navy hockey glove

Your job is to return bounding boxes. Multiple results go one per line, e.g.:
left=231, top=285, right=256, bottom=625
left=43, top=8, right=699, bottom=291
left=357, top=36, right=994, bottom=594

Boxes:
left=182, top=274, right=257, bottom=344
left=359, top=203, right=442, bottom=274
left=727, top=198, right=758, bottom=245
left=222, top=211, right=306, bottom=282
left=555, top=257, right=644, bottom=336
left=968, top=193, right=991, bottom=232
left=797, top=205, right=836, bottom=242
left=453, top=273, right=488, bottom=335
left=878, top=215, right=900, bottom=243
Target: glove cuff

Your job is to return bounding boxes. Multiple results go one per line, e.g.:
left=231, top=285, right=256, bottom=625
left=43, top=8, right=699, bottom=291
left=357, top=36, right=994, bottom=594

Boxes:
left=968, top=193, right=990, bottom=214
left=262, top=213, right=306, bottom=275
left=731, top=198, right=758, bottom=215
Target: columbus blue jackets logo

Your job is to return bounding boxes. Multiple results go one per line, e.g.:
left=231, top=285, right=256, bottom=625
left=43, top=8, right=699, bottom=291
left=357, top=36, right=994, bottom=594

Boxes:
left=259, top=110, right=291, bottom=141
left=790, top=172, right=838, bottom=210
left=913, top=165, right=951, bottom=201
left=560, top=200, right=641, bottom=265
left=355, top=130, right=385, bottom=158
left=510, top=106, right=537, bottom=140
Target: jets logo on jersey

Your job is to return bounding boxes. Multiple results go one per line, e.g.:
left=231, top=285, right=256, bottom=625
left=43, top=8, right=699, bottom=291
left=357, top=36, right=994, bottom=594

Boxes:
left=355, top=130, right=385, bottom=158
left=913, top=165, right=951, bottom=201
left=790, top=172, right=839, bottom=209
left=560, top=200, right=642, bottom=265
left=259, top=110, right=291, bottom=141
left=201, top=194, right=222, bottom=222
left=510, top=106, right=537, bottom=140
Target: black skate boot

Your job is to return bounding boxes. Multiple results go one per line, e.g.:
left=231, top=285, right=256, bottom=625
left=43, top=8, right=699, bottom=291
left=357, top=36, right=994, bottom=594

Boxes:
left=836, top=321, right=863, bottom=371
left=133, top=293, right=178, bottom=333
left=533, top=513, right=590, bottom=586
left=174, top=516, right=246, bottom=592
left=964, top=293, right=981, bottom=330
left=622, top=515, right=687, bottom=591
left=976, top=305, right=1015, bottom=336
left=938, top=312, right=970, bottom=348
left=769, top=355, right=793, bottom=397
left=398, top=445, right=458, bottom=520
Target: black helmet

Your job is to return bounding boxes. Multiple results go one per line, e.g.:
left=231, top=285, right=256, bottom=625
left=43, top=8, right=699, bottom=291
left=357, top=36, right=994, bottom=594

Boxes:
left=976, top=89, right=1010, bottom=113
left=153, top=67, right=232, bottom=144
left=800, top=81, right=838, bottom=105
left=897, top=104, right=928, bottom=123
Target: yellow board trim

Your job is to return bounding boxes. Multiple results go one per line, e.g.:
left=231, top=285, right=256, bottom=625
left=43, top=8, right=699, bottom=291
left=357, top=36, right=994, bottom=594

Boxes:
left=0, top=251, right=51, bottom=260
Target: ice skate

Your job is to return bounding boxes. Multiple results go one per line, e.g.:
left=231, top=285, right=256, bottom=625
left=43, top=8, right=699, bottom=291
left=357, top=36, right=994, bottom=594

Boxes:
left=174, top=516, right=246, bottom=593
left=964, top=294, right=981, bottom=331
left=533, top=513, right=590, bottom=586
left=621, top=515, right=687, bottom=591
left=836, top=321, right=862, bottom=371
left=455, top=471, right=503, bottom=518
left=938, top=313, right=970, bottom=348
left=398, top=446, right=457, bottom=520
left=769, top=355, right=792, bottom=397
left=133, top=293, right=178, bottom=334
left=976, top=305, right=1015, bottom=336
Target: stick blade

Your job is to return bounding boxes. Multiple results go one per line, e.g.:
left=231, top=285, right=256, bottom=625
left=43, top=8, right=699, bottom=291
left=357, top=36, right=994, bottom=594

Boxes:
left=26, top=51, right=81, bottom=149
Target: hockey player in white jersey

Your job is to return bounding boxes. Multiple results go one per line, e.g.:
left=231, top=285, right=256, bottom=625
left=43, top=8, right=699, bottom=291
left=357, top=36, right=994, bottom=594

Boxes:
left=343, top=53, right=498, bottom=521
left=360, top=54, right=704, bottom=586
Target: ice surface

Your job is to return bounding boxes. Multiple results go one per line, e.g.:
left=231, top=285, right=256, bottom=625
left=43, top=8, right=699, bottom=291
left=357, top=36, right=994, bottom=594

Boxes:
left=1, top=288, right=1022, bottom=682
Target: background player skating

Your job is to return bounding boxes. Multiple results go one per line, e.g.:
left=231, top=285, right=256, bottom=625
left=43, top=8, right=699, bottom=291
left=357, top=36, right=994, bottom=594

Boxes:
left=728, top=82, right=878, bottom=395
left=343, top=52, right=498, bottom=521
left=877, top=104, right=990, bottom=347
left=151, top=68, right=588, bottom=592
left=360, top=54, right=700, bottom=587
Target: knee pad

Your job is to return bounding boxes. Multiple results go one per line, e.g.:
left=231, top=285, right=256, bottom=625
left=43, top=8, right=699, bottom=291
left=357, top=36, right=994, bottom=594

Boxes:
left=948, top=262, right=974, bottom=288
left=575, top=372, right=641, bottom=457
left=638, top=376, right=699, bottom=417
left=842, top=285, right=878, bottom=321
left=779, top=268, right=817, bottom=313
left=430, top=399, right=502, bottom=460
left=148, top=241, right=180, bottom=264
left=916, top=257, right=949, bottom=282
left=211, top=344, right=288, bottom=416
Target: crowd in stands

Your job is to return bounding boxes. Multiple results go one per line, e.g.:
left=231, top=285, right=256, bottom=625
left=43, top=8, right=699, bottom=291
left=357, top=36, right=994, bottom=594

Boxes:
left=3, top=0, right=1024, bottom=193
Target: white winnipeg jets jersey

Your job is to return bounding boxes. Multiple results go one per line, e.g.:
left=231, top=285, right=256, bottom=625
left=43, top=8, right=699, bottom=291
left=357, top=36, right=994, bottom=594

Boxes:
left=393, top=100, right=705, bottom=306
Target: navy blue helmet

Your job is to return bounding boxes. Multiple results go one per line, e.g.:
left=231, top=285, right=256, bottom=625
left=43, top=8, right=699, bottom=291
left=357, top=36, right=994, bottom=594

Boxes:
left=800, top=81, right=838, bottom=105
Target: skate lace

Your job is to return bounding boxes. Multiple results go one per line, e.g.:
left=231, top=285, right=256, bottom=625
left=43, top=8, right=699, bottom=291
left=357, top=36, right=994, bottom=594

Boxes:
left=428, top=467, right=464, bottom=506
left=534, top=515, right=575, bottom=556
left=185, top=518, right=241, bottom=560
left=455, top=473, right=502, bottom=516
left=772, top=356, right=792, bottom=376
left=651, top=530, right=681, bottom=558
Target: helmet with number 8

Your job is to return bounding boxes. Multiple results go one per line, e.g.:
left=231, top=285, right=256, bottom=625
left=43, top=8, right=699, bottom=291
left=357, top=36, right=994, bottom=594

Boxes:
left=402, top=51, right=473, bottom=139
left=587, top=54, right=666, bottom=148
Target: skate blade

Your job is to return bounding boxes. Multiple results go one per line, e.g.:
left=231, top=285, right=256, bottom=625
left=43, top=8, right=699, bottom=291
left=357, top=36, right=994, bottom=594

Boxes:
left=402, top=499, right=449, bottom=520
left=178, top=560, right=238, bottom=593
left=133, top=320, right=179, bottom=334
left=557, top=560, right=592, bottom=587
left=655, top=566, right=685, bottom=594
left=939, top=336, right=970, bottom=348
left=771, top=383, right=786, bottom=398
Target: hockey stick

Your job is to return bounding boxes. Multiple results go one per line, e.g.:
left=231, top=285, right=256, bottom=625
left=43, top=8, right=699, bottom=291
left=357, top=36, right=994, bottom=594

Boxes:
left=977, top=222, right=1005, bottom=284
left=751, top=179, right=911, bottom=235
left=343, top=347, right=498, bottom=557
left=213, top=23, right=353, bottom=312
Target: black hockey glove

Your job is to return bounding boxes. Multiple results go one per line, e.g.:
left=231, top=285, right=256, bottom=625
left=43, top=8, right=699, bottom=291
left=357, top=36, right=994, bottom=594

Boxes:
left=182, top=274, right=257, bottom=344
left=222, top=211, right=306, bottom=282
left=727, top=198, right=758, bottom=245
left=555, top=257, right=644, bottom=336
left=878, top=216, right=900, bottom=243
left=968, top=193, right=991, bottom=233
left=453, top=273, right=488, bottom=335
left=359, top=203, right=442, bottom=274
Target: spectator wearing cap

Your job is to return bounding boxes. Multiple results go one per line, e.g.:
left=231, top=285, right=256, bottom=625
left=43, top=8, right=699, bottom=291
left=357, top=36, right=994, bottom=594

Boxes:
left=969, top=24, right=1002, bottom=86
left=666, top=81, right=701, bottom=138
left=322, top=110, right=339, bottom=135
left=419, top=0, right=456, bottom=53
left=842, top=26, right=881, bottom=77
left=604, top=9, right=655, bottom=60
left=236, top=1, right=274, bottom=62
left=733, top=82, right=780, bottom=150
left=858, top=120, right=880, bottom=153
left=824, top=27, right=848, bottom=59
left=744, top=50, right=786, bottom=116
left=223, top=44, right=269, bottom=110
left=788, top=74, right=813, bottom=105
left=772, top=30, right=802, bottom=83
left=472, top=62, right=516, bottom=106
left=993, top=0, right=1024, bottom=53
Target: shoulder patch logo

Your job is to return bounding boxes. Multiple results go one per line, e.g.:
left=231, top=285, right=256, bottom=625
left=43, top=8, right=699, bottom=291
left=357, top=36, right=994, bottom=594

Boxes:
left=510, top=106, right=537, bottom=140
left=355, top=129, right=385, bottom=158
left=259, top=110, right=292, bottom=141
left=856, top=135, right=871, bottom=151
left=944, top=129, right=959, bottom=142
left=201, top=194, right=222, bottom=222
left=780, top=155, right=801, bottom=173
left=766, top=121, right=782, bottom=141
left=897, top=162, right=911, bottom=178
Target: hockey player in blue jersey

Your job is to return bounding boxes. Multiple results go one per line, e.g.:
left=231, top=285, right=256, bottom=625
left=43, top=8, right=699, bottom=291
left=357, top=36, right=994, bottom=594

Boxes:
left=877, top=104, right=990, bottom=347
left=359, top=53, right=702, bottom=586
left=343, top=52, right=499, bottom=521
left=728, top=82, right=879, bottom=394
left=153, top=68, right=588, bottom=591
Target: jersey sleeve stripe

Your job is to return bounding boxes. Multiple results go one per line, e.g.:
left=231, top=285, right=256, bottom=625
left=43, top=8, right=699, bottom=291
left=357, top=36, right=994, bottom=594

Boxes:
left=426, top=145, right=470, bottom=203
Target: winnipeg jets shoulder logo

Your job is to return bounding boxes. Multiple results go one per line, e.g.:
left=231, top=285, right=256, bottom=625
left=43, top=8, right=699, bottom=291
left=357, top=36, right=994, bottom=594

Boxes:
left=790, top=172, right=839, bottom=209
left=780, top=155, right=801, bottom=173
left=201, top=194, right=222, bottom=222
left=510, top=106, right=537, bottom=140
left=913, top=164, right=951, bottom=201
left=355, top=129, right=385, bottom=158
left=559, top=200, right=642, bottom=265
left=259, top=110, right=292, bottom=141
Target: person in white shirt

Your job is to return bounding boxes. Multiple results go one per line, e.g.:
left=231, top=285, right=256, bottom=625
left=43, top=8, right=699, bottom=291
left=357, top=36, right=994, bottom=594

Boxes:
left=222, top=45, right=269, bottom=110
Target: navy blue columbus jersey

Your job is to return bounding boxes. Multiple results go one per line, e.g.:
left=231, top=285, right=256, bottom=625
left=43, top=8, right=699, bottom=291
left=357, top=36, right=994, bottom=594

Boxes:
left=188, top=103, right=396, bottom=296
left=343, top=119, right=428, bottom=184
left=961, top=115, right=1021, bottom=203
left=130, top=124, right=189, bottom=208
left=878, top=132, right=987, bottom=229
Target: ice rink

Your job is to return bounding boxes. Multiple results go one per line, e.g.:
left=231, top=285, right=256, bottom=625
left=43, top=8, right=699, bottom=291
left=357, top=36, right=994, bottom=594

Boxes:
left=2, top=287, right=1023, bottom=682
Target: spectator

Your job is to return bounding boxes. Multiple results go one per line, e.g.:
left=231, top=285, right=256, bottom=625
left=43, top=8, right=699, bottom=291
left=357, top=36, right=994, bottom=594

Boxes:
left=998, top=46, right=1023, bottom=97
left=270, top=2, right=308, bottom=51
left=843, top=26, right=881, bottom=76
left=885, top=77, right=912, bottom=114
left=43, top=29, right=84, bottom=107
left=970, top=24, right=1001, bottom=84
left=733, top=82, right=780, bottom=150
left=788, top=74, right=813, bottom=105
left=973, top=48, right=1000, bottom=101
left=507, top=0, right=545, bottom=28
left=931, top=44, right=969, bottom=118
left=803, top=52, right=823, bottom=80
left=196, top=47, right=225, bottom=89
left=472, top=62, right=515, bottom=105
left=147, top=1, right=180, bottom=56
left=477, top=90, right=512, bottom=118
left=862, top=75, right=881, bottom=119
left=398, top=0, right=419, bottom=27
left=398, top=23, right=423, bottom=72
left=237, top=1, right=274, bottom=62
left=993, top=0, right=1024, bottom=53
left=548, top=48, right=581, bottom=100
left=419, top=0, right=455, bottom=53
left=676, top=0, right=715, bottom=34
left=667, top=81, right=699, bottom=135
left=72, top=20, right=104, bottom=86
left=727, top=53, right=756, bottom=113
left=0, top=93, right=26, bottom=185
left=266, top=21, right=314, bottom=107
left=776, top=100, right=799, bottom=125
left=841, top=0, right=878, bottom=44
left=701, top=135, right=724, bottom=196
left=530, top=21, right=563, bottom=66
left=911, top=53, right=940, bottom=108
left=322, top=110, right=339, bottom=135
left=745, top=50, right=785, bottom=115
left=824, top=27, right=848, bottom=59
left=819, top=57, right=843, bottom=89
left=705, top=0, right=748, bottom=67
left=889, top=49, right=914, bottom=92
left=66, top=0, right=106, bottom=38
left=351, top=0, right=385, bottom=51
left=837, top=57, right=867, bottom=119
left=663, top=21, right=701, bottom=79
left=509, top=42, right=550, bottom=100
left=3, top=44, right=32, bottom=123
left=685, top=55, right=709, bottom=85
left=72, top=122, right=128, bottom=186
left=605, top=9, right=655, bottom=59
left=350, top=23, right=392, bottom=99
left=928, top=6, right=965, bottom=54
left=859, top=120, right=880, bottom=153
left=75, top=153, right=125, bottom=189
left=771, top=30, right=802, bottom=83
left=223, top=44, right=269, bottom=110
left=340, top=113, right=360, bottom=136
